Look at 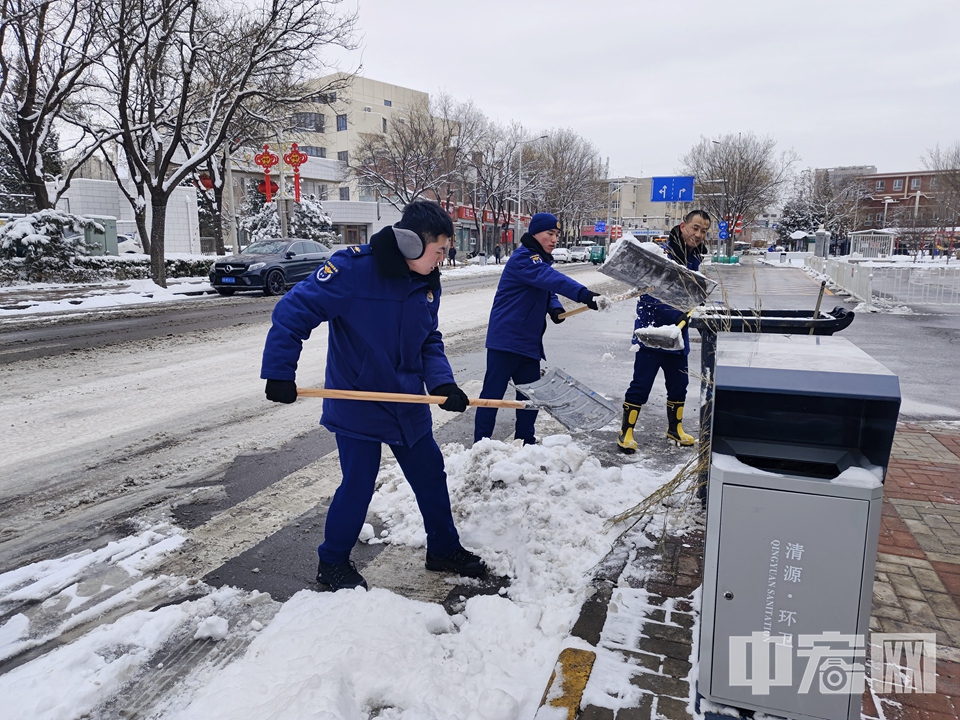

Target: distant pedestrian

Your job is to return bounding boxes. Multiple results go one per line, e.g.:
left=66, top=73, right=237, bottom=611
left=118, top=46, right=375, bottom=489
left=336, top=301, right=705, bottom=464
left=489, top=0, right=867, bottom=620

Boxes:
left=448, top=245, right=457, bottom=267
left=494, top=245, right=502, bottom=264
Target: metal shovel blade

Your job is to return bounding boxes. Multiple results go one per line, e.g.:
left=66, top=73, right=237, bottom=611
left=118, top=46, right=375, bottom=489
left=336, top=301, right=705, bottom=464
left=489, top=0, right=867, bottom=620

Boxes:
left=599, top=237, right=717, bottom=313
left=514, top=367, right=619, bottom=432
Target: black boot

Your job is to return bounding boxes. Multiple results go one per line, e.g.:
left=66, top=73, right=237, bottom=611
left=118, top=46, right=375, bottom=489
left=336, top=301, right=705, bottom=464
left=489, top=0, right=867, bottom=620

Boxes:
left=666, top=401, right=695, bottom=447
left=425, top=545, right=487, bottom=578
left=618, top=402, right=642, bottom=454
left=317, top=558, right=368, bottom=590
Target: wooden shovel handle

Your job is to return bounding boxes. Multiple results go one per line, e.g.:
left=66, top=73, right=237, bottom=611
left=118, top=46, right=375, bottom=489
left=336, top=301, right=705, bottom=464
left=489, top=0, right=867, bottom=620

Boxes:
left=297, top=387, right=526, bottom=409
left=557, top=305, right=591, bottom=319
left=555, top=286, right=652, bottom=320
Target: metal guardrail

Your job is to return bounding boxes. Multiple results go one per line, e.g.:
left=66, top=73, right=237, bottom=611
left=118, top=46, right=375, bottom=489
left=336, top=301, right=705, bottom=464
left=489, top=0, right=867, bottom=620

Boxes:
left=805, top=257, right=960, bottom=306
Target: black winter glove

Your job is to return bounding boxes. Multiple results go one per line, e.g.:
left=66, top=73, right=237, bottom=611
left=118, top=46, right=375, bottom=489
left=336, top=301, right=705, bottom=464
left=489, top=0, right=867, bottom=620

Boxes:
left=430, top=383, right=470, bottom=413
left=549, top=308, right=565, bottom=324
left=582, top=291, right=601, bottom=311
left=265, top=379, right=298, bottom=404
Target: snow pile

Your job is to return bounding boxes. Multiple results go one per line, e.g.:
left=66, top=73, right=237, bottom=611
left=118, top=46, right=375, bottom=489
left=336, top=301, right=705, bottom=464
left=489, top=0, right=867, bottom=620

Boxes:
left=0, top=431, right=692, bottom=719
left=369, top=436, right=668, bottom=630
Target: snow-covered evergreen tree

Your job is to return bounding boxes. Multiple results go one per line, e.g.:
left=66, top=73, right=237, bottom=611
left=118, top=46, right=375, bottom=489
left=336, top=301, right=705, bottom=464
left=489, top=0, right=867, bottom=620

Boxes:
left=239, top=190, right=336, bottom=244
left=288, top=194, right=337, bottom=244
left=0, top=210, right=100, bottom=262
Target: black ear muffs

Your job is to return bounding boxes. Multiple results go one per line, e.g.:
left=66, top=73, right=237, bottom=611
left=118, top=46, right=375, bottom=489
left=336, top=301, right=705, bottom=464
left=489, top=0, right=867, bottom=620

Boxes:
left=394, top=227, right=425, bottom=260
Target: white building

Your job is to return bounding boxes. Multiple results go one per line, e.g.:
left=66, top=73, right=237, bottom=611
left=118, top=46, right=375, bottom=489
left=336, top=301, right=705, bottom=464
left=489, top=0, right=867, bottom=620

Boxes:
left=53, top=179, right=201, bottom=254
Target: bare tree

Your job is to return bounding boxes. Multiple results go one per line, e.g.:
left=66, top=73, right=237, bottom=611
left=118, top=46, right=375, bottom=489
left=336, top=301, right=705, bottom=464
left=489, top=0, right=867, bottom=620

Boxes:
left=533, top=128, right=606, bottom=244
left=924, top=143, right=960, bottom=239
left=0, top=0, right=111, bottom=209
left=463, top=120, right=529, bottom=254
left=683, top=132, right=798, bottom=256
left=351, top=93, right=481, bottom=211
left=777, top=169, right=868, bottom=249
left=86, top=0, right=357, bottom=286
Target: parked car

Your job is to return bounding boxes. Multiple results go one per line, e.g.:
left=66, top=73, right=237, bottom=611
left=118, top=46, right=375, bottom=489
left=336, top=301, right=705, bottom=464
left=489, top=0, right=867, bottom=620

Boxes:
left=589, top=245, right=606, bottom=264
left=568, top=246, right=590, bottom=262
left=552, top=247, right=570, bottom=263
left=209, top=238, right=333, bottom=296
left=117, top=233, right=144, bottom=254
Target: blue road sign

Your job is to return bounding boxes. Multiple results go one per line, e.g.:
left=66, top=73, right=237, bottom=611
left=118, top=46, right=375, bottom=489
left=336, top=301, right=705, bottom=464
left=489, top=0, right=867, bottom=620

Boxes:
left=650, top=176, right=695, bottom=203
left=718, top=221, right=729, bottom=231
left=718, top=230, right=729, bottom=240
left=594, top=221, right=607, bottom=233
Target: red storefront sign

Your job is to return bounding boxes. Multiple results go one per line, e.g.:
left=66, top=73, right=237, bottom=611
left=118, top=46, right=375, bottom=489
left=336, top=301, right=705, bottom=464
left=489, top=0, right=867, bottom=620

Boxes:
left=456, top=206, right=529, bottom=225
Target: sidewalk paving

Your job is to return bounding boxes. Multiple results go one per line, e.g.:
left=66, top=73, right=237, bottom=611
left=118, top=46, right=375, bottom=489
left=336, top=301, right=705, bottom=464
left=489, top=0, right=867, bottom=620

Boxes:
left=540, top=421, right=960, bottom=720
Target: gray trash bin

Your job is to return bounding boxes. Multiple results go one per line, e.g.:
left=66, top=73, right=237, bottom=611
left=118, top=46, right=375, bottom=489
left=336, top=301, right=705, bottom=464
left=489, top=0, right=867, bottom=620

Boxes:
left=698, top=333, right=900, bottom=720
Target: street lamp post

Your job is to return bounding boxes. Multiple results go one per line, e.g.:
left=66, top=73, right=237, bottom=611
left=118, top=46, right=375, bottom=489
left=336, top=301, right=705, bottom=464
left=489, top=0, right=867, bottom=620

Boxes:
left=516, top=135, right=548, bottom=244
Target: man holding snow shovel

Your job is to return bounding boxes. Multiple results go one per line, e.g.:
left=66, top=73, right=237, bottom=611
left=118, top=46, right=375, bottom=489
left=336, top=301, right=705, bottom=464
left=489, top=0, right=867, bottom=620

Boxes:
left=618, top=210, right=711, bottom=453
left=474, top=212, right=605, bottom=445
left=260, top=200, right=486, bottom=592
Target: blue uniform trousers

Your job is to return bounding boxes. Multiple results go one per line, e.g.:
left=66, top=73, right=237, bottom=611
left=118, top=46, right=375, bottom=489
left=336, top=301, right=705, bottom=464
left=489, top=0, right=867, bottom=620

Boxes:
left=625, top=348, right=689, bottom=406
left=318, top=432, right=461, bottom=564
left=474, top=348, right=540, bottom=443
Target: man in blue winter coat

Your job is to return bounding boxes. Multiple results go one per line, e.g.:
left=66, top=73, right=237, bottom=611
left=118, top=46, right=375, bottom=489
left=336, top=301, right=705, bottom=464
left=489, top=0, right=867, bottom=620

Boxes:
left=261, top=200, right=486, bottom=591
left=474, top=212, right=605, bottom=445
left=618, top=209, right=711, bottom=453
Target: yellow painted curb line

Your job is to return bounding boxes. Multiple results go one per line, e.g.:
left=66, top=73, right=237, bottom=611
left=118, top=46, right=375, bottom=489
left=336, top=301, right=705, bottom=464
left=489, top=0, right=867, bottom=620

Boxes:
left=535, top=647, right=597, bottom=719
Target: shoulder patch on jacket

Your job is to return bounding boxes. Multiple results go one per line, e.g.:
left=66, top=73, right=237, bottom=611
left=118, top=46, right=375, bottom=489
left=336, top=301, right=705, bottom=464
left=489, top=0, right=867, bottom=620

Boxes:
left=349, top=245, right=361, bottom=253
left=316, top=261, right=339, bottom=282
left=530, top=254, right=542, bottom=264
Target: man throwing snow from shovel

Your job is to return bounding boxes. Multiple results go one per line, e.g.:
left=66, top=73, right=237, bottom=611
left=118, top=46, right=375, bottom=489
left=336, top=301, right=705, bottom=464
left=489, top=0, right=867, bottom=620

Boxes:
left=618, top=210, right=711, bottom=453
left=475, top=212, right=607, bottom=445
left=260, top=200, right=486, bottom=592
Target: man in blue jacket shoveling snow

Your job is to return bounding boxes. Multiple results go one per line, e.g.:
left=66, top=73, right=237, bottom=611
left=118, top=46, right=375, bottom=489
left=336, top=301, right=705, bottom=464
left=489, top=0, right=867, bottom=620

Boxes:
left=261, top=200, right=486, bottom=592
left=474, top=212, right=607, bottom=445
left=618, top=209, right=711, bottom=453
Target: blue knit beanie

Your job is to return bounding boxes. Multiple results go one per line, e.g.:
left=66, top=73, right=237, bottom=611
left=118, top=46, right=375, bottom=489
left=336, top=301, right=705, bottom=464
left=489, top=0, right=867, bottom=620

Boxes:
left=528, top=212, right=560, bottom=236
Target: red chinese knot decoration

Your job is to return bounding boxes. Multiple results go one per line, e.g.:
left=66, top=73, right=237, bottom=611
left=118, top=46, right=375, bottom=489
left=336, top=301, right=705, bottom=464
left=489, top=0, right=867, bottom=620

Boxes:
left=254, top=144, right=280, bottom=202
left=283, top=143, right=309, bottom=202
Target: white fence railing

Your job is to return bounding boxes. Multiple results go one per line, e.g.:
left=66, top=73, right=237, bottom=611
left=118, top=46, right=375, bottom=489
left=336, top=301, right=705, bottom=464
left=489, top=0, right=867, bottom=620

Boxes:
left=805, top=257, right=960, bottom=306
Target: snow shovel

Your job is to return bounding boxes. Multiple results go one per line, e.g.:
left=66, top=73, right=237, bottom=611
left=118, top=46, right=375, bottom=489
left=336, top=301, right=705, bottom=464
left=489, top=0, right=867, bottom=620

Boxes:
left=297, top=373, right=618, bottom=432
left=633, top=309, right=694, bottom=352
left=599, top=237, right=717, bottom=313
left=513, top=367, right=619, bottom=431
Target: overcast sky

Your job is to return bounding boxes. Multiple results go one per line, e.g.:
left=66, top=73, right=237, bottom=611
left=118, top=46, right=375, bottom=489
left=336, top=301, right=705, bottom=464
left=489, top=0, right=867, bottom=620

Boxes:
left=329, top=0, right=960, bottom=177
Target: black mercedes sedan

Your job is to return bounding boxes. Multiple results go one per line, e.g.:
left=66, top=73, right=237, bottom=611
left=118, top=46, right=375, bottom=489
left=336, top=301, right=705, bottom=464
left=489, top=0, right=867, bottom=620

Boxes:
left=209, top=239, right=333, bottom=296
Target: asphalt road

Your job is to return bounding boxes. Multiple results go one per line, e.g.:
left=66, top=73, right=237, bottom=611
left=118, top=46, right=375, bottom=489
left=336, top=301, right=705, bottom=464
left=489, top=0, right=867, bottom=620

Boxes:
left=0, top=265, right=565, bottom=365
left=3, top=259, right=958, bottom=605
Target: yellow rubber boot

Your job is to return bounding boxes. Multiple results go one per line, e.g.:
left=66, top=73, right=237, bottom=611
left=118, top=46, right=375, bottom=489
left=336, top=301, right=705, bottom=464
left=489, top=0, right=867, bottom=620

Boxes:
left=666, top=401, right=695, bottom=447
left=617, top=402, right=642, bottom=454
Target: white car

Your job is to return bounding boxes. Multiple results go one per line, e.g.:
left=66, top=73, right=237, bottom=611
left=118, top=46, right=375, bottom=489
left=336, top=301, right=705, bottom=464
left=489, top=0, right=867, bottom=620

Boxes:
left=568, top=246, right=589, bottom=262
left=117, top=233, right=144, bottom=254
left=552, top=247, right=570, bottom=263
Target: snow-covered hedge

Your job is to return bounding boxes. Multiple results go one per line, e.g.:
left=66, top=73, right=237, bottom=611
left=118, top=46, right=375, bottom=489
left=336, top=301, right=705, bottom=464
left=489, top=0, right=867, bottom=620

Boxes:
left=0, top=210, right=212, bottom=284
left=0, top=255, right=212, bottom=285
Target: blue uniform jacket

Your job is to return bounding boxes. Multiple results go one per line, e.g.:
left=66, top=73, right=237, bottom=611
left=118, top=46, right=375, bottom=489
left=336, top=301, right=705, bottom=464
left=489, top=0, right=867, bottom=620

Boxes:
left=260, top=237, right=454, bottom=446
left=486, top=234, right=592, bottom=360
left=632, top=227, right=705, bottom=356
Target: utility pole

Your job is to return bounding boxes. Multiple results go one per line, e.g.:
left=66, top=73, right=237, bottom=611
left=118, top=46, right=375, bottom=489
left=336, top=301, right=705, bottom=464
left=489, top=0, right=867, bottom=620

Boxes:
left=222, top=144, right=238, bottom=253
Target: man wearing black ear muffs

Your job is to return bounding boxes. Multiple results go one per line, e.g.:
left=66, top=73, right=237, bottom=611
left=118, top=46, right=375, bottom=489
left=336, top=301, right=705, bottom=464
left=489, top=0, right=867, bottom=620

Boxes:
left=261, top=200, right=486, bottom=592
